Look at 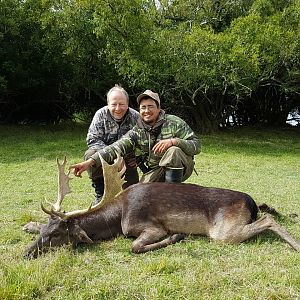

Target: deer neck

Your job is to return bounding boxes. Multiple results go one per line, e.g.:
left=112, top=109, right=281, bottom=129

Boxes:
left=75, top=201, right=123, bottom=240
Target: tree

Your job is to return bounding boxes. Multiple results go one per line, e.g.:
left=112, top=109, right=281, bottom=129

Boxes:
left=1, top=0, right=299, bottom=130
left=0, top=0, right=121, bottom=123
left=230, top=0, right=300, bottom=125
left=0, top=0, right=73, bottom=123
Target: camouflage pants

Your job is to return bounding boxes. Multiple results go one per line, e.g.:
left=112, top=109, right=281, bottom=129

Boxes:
left=140, top=146, right=195, bottom=183
left=84, top=148, right=139, bottom=189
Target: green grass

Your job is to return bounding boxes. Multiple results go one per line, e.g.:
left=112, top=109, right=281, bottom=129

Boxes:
left=0, top=124, right=300, bottom=299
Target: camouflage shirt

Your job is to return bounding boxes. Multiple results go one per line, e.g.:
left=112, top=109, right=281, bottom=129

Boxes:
left=86, top=106, right=140, bottom=149
left=91, top=110, right=201, bottom=168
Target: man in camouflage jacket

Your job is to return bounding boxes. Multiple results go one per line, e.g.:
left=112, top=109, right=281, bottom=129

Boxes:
left=72, top=90, right=201, bottom=183
left=84, top=85, right=140, bottom=203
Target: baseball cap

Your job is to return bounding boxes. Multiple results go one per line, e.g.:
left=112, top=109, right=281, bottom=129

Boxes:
left=137, top=90, right=160, bottom=106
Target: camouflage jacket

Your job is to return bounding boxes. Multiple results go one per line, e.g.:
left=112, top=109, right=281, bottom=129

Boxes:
left=86, top=106, right=140, bottom=149
left=91, top=110, right=201, bottom=169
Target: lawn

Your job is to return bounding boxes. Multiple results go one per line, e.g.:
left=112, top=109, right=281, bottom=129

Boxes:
left=0, top=124, right=299, bottom=299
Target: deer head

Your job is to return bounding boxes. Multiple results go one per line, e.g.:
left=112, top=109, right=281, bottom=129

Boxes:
left=24, top=154, right=126, bottom=258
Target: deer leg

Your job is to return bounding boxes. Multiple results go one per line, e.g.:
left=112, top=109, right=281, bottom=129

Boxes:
left=221, top=214, right=300, bottom=252
left=267, top=216, right=300, bottom=252
left=131, top=227, right=185, bottom=253
left=220, top=214, right=274, bottom=243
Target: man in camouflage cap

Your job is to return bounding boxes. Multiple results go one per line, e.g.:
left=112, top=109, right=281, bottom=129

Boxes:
left=71, top=90, right=201, bottom=183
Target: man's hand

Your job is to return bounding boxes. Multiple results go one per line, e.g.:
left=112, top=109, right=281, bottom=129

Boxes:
left=69, top=158, right=95, bottom=177
left=152, top=138, right=177, bottom=155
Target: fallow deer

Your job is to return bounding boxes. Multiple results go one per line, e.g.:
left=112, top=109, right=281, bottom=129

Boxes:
left=24, top=156, right=300, bottom=258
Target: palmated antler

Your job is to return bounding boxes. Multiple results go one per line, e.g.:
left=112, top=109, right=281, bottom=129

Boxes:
left=56, top=156, right=72, bottom=211
left=41, top=156, right=72, bottom=216
left=42, top=154, right=126, bottom=220
left=101, top=153, right=126, bottom=206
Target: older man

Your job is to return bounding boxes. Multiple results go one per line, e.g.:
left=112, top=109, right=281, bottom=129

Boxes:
left=84, top=84, right=140, bottom=203
left=71, top=90, right=200, bottom=183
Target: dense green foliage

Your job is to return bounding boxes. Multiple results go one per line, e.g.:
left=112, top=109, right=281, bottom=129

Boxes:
left=0, top=125, right=300, bottom=299
left=1, top=0, right=299, bottom=131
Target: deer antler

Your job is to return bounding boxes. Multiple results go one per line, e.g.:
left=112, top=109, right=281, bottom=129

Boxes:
left=55, top=156, right=72, bottom=211
left=41, top=156, right=72, bottom=216
left=42, top=154, right=126, bottom=220
left=99, top=153, right=126, bottom=206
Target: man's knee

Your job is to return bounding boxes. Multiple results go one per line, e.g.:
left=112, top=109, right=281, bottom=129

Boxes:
left=159, top=146, right=187, bottom=167
left=166, top=146, right=183, bottom=156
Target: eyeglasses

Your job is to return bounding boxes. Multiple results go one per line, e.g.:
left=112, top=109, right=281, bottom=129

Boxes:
left=139, top=105, right=157, bottom=111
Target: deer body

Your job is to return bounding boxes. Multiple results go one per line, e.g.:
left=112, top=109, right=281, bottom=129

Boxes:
left=121, top=183, right=256, bottom=240
left=119, top=183, right=299, bottom=253
left=24, top=156, right=300, bottom=258
left=25, top=182, right=300, bottom=258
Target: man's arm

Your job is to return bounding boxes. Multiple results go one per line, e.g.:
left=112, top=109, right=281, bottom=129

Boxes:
left=165, top=115, right=201, bottom=156
left=86, top=109, right=107, bottom=149
left=89, top=130, right=137, bottom=167
left=176, top=132, right=201, bottom=156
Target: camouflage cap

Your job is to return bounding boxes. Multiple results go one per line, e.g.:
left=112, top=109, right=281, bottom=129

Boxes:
left=137, top=90, right=160, bottom=106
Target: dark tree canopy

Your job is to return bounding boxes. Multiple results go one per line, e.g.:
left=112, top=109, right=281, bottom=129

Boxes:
left=0, top=0, right=299, bottom=131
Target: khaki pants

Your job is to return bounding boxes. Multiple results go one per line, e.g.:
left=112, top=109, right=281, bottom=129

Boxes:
left=140, top=146, right=195, bottom=183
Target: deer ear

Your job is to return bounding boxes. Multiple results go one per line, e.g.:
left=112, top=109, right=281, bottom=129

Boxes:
left=73, top=225, right=93, bottom=244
